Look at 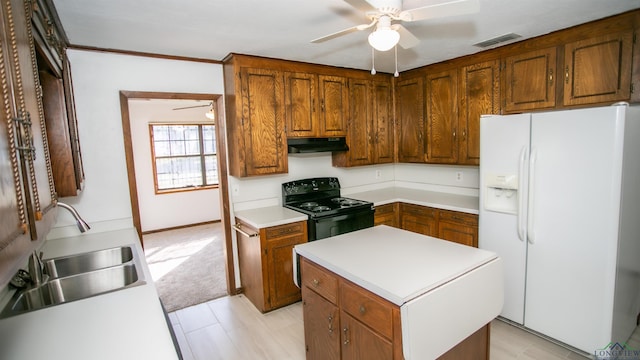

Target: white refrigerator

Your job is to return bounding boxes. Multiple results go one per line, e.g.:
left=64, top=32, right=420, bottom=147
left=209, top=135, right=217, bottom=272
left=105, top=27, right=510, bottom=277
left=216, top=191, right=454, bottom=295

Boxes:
left=479, top=104, right=640, bottom=354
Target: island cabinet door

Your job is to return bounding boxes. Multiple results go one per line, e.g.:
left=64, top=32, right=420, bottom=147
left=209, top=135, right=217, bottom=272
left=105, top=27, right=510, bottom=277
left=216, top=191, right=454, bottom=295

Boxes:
left=302, top=285, right=340, bottom=360
left=341, top=310, right=393, bottom=360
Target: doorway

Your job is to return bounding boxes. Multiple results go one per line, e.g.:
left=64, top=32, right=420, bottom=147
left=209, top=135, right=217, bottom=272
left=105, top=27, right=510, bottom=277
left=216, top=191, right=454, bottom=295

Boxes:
left=119, top=91, right=236, bottom=297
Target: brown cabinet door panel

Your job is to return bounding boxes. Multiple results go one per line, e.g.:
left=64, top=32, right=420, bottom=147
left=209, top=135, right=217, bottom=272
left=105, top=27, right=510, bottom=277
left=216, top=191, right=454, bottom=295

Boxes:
left=459, top=60, right=500, bottom=165
left=505, top=47, right=557, bottom=112
left=396, top=77, right=425, bottom=163
left=284, top=72, right=318, bottom=137
left=438, top=220, right=478, bottom=247
left=341, top=311, right=393, bottom=360
left=302, top=286, right=341, bottom=360
left=426, top=70, right=458, bottom=163
left=372, top=80, right=394, bottom=164
left=564, top=31, right=633, bottom=106
left=319, top=75, right=348, bottom=136
left=347, top=78, right=372, bottom=165
left=267, top=236, right=303, bottom=309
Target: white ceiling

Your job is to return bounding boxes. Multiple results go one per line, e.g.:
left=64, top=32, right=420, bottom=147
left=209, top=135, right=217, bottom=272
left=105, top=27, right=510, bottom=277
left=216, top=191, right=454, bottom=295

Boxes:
left=52, top=0, right=640, bottom=74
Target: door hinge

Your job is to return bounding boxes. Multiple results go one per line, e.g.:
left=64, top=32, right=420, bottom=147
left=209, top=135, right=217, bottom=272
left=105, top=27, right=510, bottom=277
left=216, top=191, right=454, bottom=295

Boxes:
left=633, top=33, right=637, bottom=44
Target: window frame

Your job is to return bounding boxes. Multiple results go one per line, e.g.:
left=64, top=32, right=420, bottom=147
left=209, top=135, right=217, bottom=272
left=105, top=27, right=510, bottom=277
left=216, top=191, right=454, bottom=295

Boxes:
left=149, top=123, right=219, bottom=194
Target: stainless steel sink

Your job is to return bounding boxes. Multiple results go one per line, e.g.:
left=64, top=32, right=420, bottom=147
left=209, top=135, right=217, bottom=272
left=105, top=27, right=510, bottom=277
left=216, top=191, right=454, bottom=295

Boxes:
left=43, top=246, right=134, bottom=278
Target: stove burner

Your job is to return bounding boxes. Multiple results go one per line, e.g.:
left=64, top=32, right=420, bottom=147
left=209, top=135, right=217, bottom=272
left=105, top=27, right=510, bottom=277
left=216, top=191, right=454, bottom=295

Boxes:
left=332, top=197, right=364, bottom=207
left=312, top=205, right=331, bottom=212
left=298, top=202, right=319, bottom=209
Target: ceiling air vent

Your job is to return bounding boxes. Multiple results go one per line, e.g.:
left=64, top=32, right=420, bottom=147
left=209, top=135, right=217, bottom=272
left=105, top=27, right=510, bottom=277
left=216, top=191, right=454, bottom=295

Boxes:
left=473, top=33, right=522, bottom=48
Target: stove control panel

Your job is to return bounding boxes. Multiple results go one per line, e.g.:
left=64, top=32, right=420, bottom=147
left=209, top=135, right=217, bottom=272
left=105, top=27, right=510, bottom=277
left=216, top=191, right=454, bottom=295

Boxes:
left=282, top=177, right=340, bottom=196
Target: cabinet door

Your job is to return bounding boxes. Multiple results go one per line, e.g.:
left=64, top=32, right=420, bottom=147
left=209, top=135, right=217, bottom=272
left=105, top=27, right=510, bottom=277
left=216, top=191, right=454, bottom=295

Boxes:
left=426, top=69, right=458, bottom=164
left=438, top=210, right=478, bottom=247
left=504, top=47, right=557, bottom=112
left=400, top=203, right=438, bottom=237
left=345, top=78, right=372, bottom=165
left=284, top=71, right=318, bottom=137
left=374, top=203, right=398, bottom=227
left=459, top=60, right=500, bottom=165
left=266, top=223, right=306, bottom=309
left=302, top=286, right=340, bottom=360
left=240, top=67, right=287, bottom=176
left=372, top=79, right=394, bottom=164
left=341, top=311, right=393, bottom=360
left=563, top=31, right=633, bottom=106
left=235, top=221, right=268, bottom=311
left=318, top=75, right=348, bottom=136
left=396, top=77, right=425, bottom=163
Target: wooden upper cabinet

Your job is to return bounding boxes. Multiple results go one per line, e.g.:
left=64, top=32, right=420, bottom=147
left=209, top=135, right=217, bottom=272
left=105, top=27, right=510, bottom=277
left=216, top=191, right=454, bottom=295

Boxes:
left=504, top=47, right=557, bottom=112
left=396, top=77, right=425, bottom=163
left=372, top=79, right=394, bottom=164
left=344, top=78, right=373, bottom=165
left=239, top=67, right=287, bottom=176
left=426, top=69, right=458, bottom=164
left=459, top=60, right=500, bottom=165
left=563, top=31, right=633, bottom=106
left=284, top=71, right=318, bottom=137
left=318, top=75, right=348, bottom=137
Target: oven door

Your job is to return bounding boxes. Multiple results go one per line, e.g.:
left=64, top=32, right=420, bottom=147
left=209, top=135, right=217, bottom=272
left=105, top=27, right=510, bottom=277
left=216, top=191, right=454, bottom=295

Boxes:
left=309, top=208, right=374, bottom=241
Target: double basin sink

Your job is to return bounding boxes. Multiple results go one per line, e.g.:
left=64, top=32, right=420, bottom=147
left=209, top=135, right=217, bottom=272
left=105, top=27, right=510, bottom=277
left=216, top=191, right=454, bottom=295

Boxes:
left=1, top=245, right=146, bottom=318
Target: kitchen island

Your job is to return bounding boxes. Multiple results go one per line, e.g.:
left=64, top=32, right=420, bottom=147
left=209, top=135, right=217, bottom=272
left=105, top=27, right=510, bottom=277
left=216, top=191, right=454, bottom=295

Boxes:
left=294, top=225, right=503, bottom=359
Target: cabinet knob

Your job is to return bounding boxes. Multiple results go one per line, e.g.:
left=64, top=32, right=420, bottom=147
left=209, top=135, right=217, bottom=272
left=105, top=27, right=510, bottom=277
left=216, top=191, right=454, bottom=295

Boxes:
left=328, top=314, right=334, bottom=333
left=312, top=279, right=319, bottom=287
left=359, top=305, right=366, bottom=315
left=343, top=327, right=350, bottom=345
left=565, top=66, right=570, bottom=84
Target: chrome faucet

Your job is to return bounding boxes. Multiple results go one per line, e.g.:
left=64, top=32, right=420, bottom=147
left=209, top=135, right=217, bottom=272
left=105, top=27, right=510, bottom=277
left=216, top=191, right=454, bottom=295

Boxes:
left=57, top=202, right=91, bottom=233
left=28, top=251, right=46, bottom=287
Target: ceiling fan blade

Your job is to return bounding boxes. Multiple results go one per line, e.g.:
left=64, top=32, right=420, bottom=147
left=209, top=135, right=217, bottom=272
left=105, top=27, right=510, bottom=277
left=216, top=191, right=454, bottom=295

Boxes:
left=343, top=0, right=377, bottom=12
left=311, top=25, right=361, bottom=43
left=172, top=104, right=211, bottom=111
left=399, top=0, right=480, bottom=22
left=393, top=24, right=420, bottom=49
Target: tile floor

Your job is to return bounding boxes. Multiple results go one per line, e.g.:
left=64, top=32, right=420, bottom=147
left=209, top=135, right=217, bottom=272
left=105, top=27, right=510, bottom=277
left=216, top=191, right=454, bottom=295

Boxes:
left=168, top=294, right=638, bottom=360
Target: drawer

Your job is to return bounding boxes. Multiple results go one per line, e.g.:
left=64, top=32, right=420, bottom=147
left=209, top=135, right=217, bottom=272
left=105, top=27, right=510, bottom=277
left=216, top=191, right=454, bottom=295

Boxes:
left=340, top=280, right=394, bottom=340
left=400, top=203, right=437, bottom=218
left=301, top=258, right=338, bottom=304
left=439, top=210, right=478, bottom=226
left=265, top=222, right=304, bottom=239
left=374, top=203, right=396, bottom=215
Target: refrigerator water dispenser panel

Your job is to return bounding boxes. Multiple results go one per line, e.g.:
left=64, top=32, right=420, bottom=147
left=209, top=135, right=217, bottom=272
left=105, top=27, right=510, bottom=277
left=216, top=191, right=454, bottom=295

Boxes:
left=484, top=174, right=518, bottom=214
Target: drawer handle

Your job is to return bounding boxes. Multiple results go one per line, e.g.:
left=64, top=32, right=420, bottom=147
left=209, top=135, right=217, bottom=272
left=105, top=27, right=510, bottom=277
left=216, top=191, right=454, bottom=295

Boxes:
left=343, top=327, right=350, bottom=345
left=359, top=305, right=366, bottom=315
left=328, top=314, right=334, bottom=333
left=312, top=279, right=319, bottom=287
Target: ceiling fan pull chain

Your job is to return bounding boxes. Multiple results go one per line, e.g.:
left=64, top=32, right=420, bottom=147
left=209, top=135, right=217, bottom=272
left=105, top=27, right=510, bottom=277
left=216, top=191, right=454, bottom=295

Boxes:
left=371, top=47, right=376, bottom=75
left=394, top=45, right=399, bottom=77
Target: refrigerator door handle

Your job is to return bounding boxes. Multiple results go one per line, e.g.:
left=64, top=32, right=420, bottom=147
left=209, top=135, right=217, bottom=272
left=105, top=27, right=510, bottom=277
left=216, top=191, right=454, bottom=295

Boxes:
left=527, top=148, right=537, bottom=244
left=517, top=146, right=528, bottom=241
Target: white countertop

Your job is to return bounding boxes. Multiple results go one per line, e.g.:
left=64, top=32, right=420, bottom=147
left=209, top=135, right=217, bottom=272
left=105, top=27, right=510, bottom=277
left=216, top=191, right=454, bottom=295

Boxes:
left=294, top=225, right=498, bottom=306
left=234, top=206, right=308, bottom=228
left=0, top=228, right=179, bottom=360
left=348, top=187, right=479, bottom=214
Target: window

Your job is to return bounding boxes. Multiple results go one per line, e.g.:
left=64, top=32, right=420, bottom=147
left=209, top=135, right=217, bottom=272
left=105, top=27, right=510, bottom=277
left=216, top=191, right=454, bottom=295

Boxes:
left=150, top=124, right=218, bottom=193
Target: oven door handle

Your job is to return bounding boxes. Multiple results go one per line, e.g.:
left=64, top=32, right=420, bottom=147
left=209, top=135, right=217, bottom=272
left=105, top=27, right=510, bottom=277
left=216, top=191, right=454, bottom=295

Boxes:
left=315, top=214, right=352, bottom=222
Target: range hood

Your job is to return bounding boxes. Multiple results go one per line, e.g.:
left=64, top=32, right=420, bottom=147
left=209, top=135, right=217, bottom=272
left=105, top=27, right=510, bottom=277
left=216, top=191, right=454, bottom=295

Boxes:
left=287, top=137, right=349, bottom=153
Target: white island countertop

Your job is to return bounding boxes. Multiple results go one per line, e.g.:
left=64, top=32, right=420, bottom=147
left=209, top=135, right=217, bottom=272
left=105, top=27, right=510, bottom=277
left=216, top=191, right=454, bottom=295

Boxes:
left=0, top=228, right=179, bottom=360
left=294, top=225, right=503, bottom=359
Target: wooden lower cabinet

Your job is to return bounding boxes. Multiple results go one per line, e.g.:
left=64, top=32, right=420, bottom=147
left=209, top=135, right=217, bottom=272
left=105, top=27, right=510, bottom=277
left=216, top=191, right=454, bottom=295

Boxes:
left=399, top=203, right=438, bottom=237
left=374, top=203, right=398, bottom=227
left=438, top=210, right=479, bottom=248
left=301, top=257, right=489, bottom=359
left=235, top=219, right=307, bottom=312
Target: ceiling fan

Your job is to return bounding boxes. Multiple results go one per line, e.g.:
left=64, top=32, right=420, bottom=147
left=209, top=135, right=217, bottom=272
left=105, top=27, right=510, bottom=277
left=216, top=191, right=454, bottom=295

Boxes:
left=312, top=0, right=480, bottom=52
left=172, top=102, right=215, bottom=120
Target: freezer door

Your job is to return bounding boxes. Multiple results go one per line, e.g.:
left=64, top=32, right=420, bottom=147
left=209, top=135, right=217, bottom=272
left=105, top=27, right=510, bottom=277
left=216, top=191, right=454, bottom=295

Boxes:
left=479, top=113, right=531, bottom=324
left=524, top=106, right=625, bottom=353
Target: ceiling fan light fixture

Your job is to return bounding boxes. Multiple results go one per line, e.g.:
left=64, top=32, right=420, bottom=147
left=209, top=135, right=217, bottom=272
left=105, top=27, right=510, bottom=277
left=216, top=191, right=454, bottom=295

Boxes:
left=368, top=28, right=400, bottom=51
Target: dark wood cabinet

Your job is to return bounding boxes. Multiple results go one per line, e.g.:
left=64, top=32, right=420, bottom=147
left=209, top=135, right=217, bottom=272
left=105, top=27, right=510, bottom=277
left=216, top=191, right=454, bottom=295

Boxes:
left=396, top=77, right=425, bottom=163
left=302, top=285, right=341, bottom=360
left=504, top=47, right=557, bottom=112
left=224, top=56, right=288, bottom=177
left=284, top=71, right=318, bottom=138
left=374, top=203, right=398, bottom=227
left=563, top=31, right=633, bottom=106
left=426, top=69, right=458, bottom=164
left=459, top=60, right=500, bottom=165
left=437, top=210, right=478, bottom=247
left=318, top=75, right=348, bottom=137
left=332, top=77, right=394, bottom=167
left=399, top=203, right=438, bottom=237
left=235, top=219, right=307, bottom=312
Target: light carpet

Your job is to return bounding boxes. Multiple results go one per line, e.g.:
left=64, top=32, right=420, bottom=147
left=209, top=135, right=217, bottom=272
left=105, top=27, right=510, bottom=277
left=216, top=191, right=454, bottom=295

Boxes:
left=142, top=223, right=227, bottom=312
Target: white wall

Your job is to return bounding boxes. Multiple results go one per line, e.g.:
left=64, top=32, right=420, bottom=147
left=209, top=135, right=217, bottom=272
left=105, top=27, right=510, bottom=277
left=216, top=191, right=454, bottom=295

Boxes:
left=128, top=100, right=221, bottom=232
left=49, top=49, right=224, bottom=238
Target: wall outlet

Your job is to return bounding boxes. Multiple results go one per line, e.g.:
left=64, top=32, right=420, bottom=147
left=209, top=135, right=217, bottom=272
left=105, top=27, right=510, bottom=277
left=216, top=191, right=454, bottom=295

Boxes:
left=375, top=170, right=382, bottom=179
left=232, top=184, right=240, bottom=196
left=456, top=171, right=463, bottom=182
